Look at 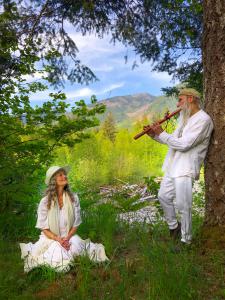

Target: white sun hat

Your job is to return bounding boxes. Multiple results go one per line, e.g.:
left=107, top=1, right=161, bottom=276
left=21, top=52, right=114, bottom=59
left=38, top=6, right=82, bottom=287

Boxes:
left=45, top=166, right=70, bottom=185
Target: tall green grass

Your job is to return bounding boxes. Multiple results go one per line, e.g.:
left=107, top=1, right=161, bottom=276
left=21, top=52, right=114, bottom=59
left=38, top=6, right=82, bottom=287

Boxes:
left=1, top=192, right=221, bottom=300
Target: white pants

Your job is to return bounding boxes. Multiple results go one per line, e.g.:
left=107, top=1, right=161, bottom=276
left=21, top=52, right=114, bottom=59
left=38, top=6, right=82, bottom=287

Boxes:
left=158, top=176, right=193, bottom=244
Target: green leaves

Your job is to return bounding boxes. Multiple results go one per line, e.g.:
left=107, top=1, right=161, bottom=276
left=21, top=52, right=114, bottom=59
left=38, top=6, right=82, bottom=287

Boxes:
left=0, top=92, right=105, bottom=214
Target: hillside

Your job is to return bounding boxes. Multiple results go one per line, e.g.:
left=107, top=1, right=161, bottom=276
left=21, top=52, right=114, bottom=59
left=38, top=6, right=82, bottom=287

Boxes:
left=99, top=92, right=177, bottom=126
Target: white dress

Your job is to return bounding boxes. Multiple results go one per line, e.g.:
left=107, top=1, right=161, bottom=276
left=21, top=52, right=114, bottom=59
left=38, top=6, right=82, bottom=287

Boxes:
left=20, top=194, right=108, bottom=272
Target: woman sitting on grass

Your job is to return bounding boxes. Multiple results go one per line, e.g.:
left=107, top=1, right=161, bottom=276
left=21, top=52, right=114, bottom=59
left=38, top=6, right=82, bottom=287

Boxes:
left=20, top=166, right=108, bottom=272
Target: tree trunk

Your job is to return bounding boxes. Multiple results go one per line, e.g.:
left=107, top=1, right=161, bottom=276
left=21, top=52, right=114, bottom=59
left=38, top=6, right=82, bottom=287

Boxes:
left=203, top=0, right=225, bottom=225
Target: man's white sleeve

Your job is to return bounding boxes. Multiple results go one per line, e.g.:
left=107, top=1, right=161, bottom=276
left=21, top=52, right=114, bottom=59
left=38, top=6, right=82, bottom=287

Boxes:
left=158, top=119, right=212, bottom=152
left=151, top=123, right=181, bottom=145
left=151, top=135, right=165, bottom=144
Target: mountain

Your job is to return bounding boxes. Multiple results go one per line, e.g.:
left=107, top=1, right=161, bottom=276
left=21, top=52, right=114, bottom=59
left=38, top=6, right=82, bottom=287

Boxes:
left=98, top=93, right=155, bottom=123
left=99, top=92, right=177, bottom=126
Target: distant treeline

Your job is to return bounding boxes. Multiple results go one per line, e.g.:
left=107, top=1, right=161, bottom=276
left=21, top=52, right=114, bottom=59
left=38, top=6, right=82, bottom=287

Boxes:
left=53, top=117, right=176, bottom=191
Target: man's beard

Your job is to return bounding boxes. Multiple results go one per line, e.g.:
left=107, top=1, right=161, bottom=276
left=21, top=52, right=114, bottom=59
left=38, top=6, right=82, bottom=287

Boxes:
left=180, top=102, right=191, bottom=127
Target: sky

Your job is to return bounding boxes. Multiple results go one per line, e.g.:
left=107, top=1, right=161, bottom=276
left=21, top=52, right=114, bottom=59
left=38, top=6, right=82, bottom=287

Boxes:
left=28, top=29, right=179, bottom=106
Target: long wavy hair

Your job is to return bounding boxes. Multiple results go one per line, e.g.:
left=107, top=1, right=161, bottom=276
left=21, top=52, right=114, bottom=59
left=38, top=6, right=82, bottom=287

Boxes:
left=45, top=170, right=75, bottom=209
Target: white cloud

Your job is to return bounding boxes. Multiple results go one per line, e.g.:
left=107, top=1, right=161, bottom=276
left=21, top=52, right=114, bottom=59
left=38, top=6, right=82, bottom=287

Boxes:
left=92, top=64, right=114, bottom=72
left=70, top=33, right=124, bottom=55
left=68, top=32, right=130, bottom=73
left=149, top=71, right=173, bottom=81
left=66, top=82, right=125, bottom=101
left=101, top=82, right=125, bottom=94
left=66, top=87, right=94, bottom=99
left=29, top=90, right=49, bottom=102
left=22, top=72, right=47, bottom=82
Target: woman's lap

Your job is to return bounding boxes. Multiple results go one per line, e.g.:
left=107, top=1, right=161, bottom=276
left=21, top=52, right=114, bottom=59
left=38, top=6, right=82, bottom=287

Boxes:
left=41, top=234, right=85, bottom=261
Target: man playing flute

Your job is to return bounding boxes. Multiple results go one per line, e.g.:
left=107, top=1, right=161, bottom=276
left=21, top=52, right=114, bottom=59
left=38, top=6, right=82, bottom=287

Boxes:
left=146, top=88, right=213, bottom=246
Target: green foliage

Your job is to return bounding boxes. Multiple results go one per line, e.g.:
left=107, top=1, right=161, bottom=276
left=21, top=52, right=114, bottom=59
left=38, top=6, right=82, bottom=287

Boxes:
left=0, top=2, right=106, bottom=227
left=0, top=95, right=105, bottom=217
left=111, top=192, right=147, bottom=212
left=111, top=0, right=202, bottom=91
left=54, top=124, right=169, bottom=190
left=101, top=112, right=117, bottom=142
left=1, top=1, right=203, bottom=94
left=144, top=175, right=165, bottom=217
left=144, top=175, right=160, bottom=197
left=78, top=204, right=118, bottom=255
left=0, top=1, right=98, bottom=88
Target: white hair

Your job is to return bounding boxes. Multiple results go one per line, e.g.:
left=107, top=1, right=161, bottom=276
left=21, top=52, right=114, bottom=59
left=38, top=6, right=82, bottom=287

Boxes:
left=180, top=101, right=191, bottom=128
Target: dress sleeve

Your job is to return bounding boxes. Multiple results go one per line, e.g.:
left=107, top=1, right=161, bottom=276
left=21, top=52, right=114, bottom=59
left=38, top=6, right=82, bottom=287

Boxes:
left=35, top=197, right=49, bottom=230
left=72, top=193, right=82, bottom=228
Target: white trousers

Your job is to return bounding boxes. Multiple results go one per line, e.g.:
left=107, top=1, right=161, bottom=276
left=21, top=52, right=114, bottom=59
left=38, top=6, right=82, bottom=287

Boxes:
left=158, top=176, right=193, bottom=244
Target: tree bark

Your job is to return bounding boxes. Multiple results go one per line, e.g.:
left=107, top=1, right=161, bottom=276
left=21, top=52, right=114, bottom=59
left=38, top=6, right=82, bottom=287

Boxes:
left=203, top=0, right=225, bottom=225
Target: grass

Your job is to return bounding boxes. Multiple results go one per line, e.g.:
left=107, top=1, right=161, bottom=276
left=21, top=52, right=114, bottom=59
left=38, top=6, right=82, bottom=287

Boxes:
left=1, top=192, right=225, bottom=300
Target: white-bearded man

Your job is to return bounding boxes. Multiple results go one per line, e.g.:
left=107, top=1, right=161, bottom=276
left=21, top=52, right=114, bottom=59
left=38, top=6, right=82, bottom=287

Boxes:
left=145, top=88, right=213, bottom=246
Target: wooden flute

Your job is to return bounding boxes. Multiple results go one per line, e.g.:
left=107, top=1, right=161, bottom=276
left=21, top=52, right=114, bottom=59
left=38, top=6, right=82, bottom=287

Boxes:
left=133, top=108, right=181, bottom=140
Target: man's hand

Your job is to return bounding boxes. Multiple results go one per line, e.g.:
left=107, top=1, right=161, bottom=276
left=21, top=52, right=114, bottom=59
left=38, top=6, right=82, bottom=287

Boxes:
left=143, top=124, right=163, bottom=137
left=150, top=124, right=163, bottom=136
left=143, top=125, right=155, bottom=138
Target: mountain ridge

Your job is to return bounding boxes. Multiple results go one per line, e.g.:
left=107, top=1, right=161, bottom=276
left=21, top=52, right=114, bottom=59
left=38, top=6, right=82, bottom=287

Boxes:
left=99, top=92, right=177, bottom=125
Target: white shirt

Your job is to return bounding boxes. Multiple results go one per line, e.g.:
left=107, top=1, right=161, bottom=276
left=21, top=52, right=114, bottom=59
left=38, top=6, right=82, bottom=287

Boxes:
left=36, top=193, right=82, bottom=233
left=155, top=110, right=214, bottom=179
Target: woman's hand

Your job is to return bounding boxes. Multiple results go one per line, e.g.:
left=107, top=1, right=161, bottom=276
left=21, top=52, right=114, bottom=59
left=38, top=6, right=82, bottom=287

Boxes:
left=61, top=237, right=71, bottom=251
left=55, top=236, right=70, bottom=251
left=59, top=228, right=77, bottom=251
left=42, top=229, right=71, bottom=250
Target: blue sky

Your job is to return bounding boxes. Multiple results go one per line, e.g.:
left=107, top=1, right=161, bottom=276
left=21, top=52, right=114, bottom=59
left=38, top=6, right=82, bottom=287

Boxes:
left=27, top=30, right=179, bottom=106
